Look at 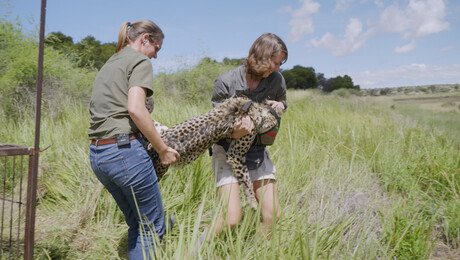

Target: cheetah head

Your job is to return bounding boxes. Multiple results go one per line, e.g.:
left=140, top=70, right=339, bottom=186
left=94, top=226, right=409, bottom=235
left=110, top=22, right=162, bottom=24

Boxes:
left=247, top=101, right=283, bottom=134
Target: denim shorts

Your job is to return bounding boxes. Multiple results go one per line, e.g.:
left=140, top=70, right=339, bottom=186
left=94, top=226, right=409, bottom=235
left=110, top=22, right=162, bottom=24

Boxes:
left=212, top=144, right=276, bottom=187
left=89, top=137, right=164, bottom=259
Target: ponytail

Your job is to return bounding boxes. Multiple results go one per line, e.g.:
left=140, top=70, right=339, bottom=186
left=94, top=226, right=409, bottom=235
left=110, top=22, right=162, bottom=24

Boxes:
left=116, top=22, right=131, bottom=53
left=115, top=20, right=164, bottom=53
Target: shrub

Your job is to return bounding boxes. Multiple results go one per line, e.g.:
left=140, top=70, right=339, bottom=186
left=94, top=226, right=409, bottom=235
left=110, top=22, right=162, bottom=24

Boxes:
left=331, top=88, right=351, bottom=97
left=0, top=18, right=95, bottom=120
left=154, top=57, right=234, bottom=103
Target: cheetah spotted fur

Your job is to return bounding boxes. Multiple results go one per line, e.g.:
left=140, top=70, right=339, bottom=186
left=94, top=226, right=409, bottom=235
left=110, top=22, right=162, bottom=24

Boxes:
left=145, top=97, right=283, bottom=209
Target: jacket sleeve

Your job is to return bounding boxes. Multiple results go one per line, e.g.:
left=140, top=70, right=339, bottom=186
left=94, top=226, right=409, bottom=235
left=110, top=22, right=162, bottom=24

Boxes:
left=211, top=77, right=229, bottom=107
left=275, top=71, right=287, bottom=101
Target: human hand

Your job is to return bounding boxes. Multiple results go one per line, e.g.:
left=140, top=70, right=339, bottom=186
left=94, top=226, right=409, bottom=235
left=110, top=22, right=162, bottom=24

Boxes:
left=159, top=147, right=180, bottom=165
left=266, top=100, right=285, bottom=110
left=231, top=114, right=254, bottom=139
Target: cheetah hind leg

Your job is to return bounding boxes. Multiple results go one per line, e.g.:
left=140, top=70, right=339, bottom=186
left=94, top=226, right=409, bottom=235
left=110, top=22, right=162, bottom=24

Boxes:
left=153, top=120, right=169, bottom=135
left=239, top=166, right=258, bottom=210
left=226, top=151, right=258, bottom=210
left=145, top=120, right=170, bottom=180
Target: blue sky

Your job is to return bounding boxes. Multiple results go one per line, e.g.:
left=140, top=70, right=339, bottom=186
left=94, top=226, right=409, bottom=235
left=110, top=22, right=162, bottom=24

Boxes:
left=6, top=0, right=460, bottom=89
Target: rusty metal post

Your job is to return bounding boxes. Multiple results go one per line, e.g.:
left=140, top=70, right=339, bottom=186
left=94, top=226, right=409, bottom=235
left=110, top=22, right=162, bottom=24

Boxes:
left=23, top=154, right=37, bottom=260
left=23, top=0, right=47, bottom=259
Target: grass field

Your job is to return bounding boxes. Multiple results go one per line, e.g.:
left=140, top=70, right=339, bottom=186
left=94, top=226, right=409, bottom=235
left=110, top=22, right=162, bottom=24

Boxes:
left=1, top=90, right=459, bottom=259
left=1, top=14, right=458, bottom=259
left=391, top=92, right=460, bottom=145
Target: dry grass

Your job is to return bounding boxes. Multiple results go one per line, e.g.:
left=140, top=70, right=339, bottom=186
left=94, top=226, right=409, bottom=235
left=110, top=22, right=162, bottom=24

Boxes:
left=394, top=95, right=460, bottom=113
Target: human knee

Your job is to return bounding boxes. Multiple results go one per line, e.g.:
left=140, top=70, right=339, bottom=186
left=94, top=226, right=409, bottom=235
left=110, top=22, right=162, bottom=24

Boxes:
left=262, top=207, right=280, bottom=223
left=226, top=210, right=242, bottom=228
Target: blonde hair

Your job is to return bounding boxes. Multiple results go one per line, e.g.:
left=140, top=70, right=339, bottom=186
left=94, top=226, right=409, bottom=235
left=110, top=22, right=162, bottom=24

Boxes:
left=115, top=19, right=164, bottom=53
left=245, top=33, right=288, bottom=80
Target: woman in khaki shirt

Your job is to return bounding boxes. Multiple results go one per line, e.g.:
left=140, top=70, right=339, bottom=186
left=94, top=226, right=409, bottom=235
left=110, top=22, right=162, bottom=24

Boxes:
left=88, top=19, right=179, bottom=259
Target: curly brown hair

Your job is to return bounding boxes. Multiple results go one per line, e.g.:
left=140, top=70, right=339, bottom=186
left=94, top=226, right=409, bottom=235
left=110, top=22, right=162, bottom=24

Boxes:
left=245, top=33, right=288, bottom=81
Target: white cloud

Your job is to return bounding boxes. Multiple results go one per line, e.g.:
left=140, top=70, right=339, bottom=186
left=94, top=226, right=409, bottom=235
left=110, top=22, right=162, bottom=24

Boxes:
left=377, top=5, right=410, bottom=33
left=310, top=18, right=370, bottom=56
left=335, top=0, right=370, bottom=10
left=281, top=0, right=320, bottom=43
left=374, top=0, right=384, bottom=8
left=440, top=46, right=453, bottom=52
left=377, top=0, right=450, bottom=39
left=393, top=41, right=416, bottom=53
left=351, top=64, right=460, bottom=88
left=285, top=0, right=451, bottom=59
left=335, top=0, right=355, bottom=11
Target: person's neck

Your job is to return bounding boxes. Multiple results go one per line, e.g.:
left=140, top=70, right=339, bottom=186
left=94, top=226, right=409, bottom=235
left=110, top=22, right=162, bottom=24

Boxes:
left=246, top=75, right=261, bottom=91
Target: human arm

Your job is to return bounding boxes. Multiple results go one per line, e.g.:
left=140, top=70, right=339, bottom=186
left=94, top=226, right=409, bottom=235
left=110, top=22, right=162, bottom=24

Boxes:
left=266, top=71, right=287, bottom=110
left=128, top=86, right=179, bottom=165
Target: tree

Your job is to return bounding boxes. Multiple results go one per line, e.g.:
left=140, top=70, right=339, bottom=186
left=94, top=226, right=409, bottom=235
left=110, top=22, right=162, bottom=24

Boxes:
left=281, top=65, right=318, bottom=89
left=45, top=31, right=74, bottom=53
left=317, top=73, right=326, bottom=90
left=322, top=78, right=335, bottom=92
left=197, top=57, right=218, bottom=66
left=75, top=36, right=116, bottom=69
left=222, top=57, right=244, bottom=66
left=45, top=32, right=116, bottom=70
left=322, top=74, right=359, bottom=92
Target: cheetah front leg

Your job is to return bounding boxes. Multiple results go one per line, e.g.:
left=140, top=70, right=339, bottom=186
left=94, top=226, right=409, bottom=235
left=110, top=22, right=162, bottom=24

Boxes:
left=226, top=134, right=258, bottom=210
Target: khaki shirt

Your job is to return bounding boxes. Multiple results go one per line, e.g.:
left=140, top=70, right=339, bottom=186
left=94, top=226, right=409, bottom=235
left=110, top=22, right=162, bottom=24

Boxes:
left=211, top=65, right=286, bottom=106
left=88, top=47, right=154, bottom=139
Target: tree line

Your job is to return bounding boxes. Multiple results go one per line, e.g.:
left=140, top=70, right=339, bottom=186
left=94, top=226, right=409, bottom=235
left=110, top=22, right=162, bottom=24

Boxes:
left=45, top=32, right=116, bottom=70
left=282, top=65, right=360, bottom=92
left=45, top=32, right=360, bottom=92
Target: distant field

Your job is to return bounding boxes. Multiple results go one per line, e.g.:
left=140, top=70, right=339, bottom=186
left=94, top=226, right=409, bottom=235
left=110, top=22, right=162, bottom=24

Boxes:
left=393, top=94, right=460, bottom=113
left=386, top=93, right=460, bottom=145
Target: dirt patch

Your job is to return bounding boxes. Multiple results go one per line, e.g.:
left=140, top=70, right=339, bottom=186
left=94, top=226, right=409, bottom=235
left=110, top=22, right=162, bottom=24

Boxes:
left=430, top=242, right=460, bottom=260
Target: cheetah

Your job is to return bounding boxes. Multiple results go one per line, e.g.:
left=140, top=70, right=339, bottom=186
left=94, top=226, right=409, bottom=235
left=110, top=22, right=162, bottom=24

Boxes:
left=145, top=97, right=283, bottom=210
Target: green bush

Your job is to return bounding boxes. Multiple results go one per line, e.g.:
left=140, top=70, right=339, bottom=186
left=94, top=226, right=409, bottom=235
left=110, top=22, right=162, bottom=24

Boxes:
left=331, top=88, right=351, bottom=97
left=0, top=17, right=95, bottom=120
left=153, top=57, right=235, bottom=103
left=331, top=88, right=362, bottom=97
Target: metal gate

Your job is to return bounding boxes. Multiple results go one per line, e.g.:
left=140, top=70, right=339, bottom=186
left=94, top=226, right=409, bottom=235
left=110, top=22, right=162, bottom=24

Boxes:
left=0, top=144, right=38, bottom=259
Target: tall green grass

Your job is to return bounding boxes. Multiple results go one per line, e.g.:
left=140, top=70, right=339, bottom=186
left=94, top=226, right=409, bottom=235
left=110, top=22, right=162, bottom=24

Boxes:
left=395, top=102, right=460, bottom=145
left=2, top=90, right=458, bottom=259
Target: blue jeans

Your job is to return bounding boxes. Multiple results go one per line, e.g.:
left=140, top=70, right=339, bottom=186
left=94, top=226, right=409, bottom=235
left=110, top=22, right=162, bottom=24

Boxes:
left=89, top=137, right=165, bottom=259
